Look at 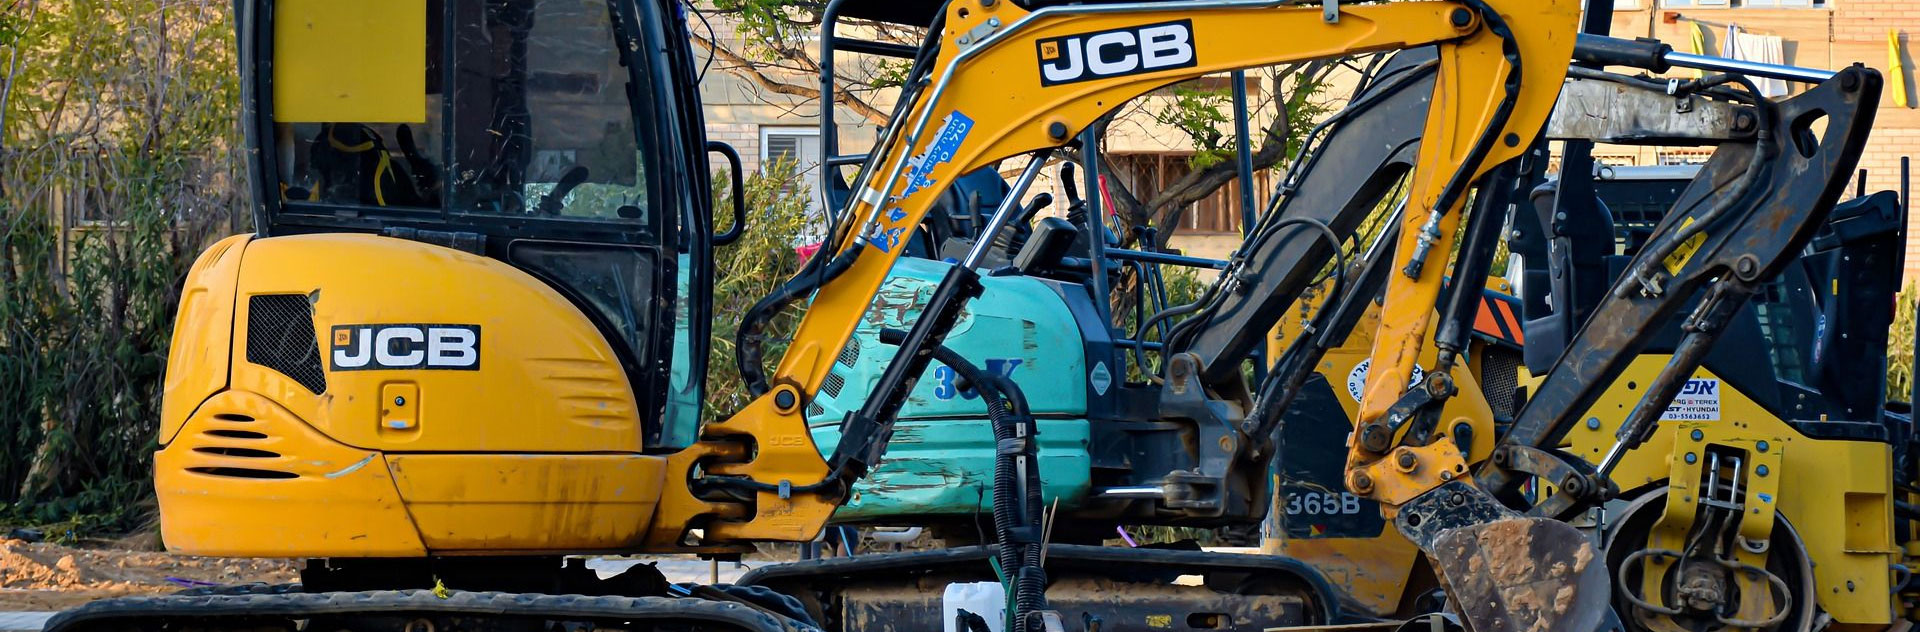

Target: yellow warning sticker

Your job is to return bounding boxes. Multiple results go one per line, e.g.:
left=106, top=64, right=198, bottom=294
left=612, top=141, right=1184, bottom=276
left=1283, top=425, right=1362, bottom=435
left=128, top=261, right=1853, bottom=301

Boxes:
left=1662, top=216, right=1706, bottom=276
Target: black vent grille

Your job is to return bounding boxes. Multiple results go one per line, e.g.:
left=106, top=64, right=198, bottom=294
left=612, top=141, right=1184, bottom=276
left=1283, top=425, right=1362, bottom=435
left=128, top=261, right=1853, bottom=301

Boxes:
left=246, top=294, right=327, bottom=394
left=838, top=337, right=861, bottom=367
left=822, top=373, right=846, bottom=399
left=1480, top=347, right=1523, bottom=420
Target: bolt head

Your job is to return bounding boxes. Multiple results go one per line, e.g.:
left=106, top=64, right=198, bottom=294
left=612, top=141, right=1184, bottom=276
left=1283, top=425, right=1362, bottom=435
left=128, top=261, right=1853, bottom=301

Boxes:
left=1449, top=7, right=1473, bottom=27
left=394, top=396, right=406, bottom=406
left=1350, top=471, right=1375, bottom=494
left=1756, top=440, right=1770, bottom=453
left=1395, top=450, right=1418, bottom=472
left=1691, top=429, right=1705, bottom=441
left=1047, top=121, right=1069, bottom=140
left=1360, top=424, right=1392, bottom=453
left=773, top=388, right=798, bottom=411
left=1756, top=464, right=1770, bottom=477
left=1685, top=452, right=1698, bottom=464
left=1586, top=417, right=1601, bottom=430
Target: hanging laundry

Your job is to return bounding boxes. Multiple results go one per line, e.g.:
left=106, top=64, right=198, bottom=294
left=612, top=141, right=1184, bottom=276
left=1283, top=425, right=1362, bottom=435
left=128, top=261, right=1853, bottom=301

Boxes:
left=1686, top=21, right=1708, bottom=79
left=1890, top=29, right=1912, bottom=109
left=1728, top=26, right=1789, bottom=98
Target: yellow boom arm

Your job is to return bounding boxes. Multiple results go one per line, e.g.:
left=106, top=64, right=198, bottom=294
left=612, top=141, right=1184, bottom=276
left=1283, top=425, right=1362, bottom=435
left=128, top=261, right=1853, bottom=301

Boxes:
left=651, top=0, right=1579, bottom=548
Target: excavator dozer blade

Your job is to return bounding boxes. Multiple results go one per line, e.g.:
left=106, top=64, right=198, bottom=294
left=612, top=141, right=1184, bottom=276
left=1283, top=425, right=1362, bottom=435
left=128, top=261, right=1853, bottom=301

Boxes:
left=1429, top=517, right=1611, bottom=632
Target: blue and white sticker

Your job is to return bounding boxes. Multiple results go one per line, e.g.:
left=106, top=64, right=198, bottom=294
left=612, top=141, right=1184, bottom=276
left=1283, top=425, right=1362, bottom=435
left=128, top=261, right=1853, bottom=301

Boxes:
left=862, top=225, right=907, bottom=254
left=901, top=111, right=975, bottom=200
left=1345, top=358, right=1425, bottom=403
left=864, top=110, right=975, bottom=254
left=1090, top=362, right=1112, bottom=396
left=1660, top=378, right=1721, bottom=421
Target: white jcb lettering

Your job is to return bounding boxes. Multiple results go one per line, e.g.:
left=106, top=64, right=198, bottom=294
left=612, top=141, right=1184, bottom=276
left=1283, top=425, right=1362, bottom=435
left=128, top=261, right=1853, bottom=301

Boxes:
left=1037, top=20, right=1196, bottom=86
left=1137, top=24, right=1193, bottom=69
left=1084, top=31, right=1139, bottom=76
left=375, top=328, right=425, bottom=367
left=427, top=327, right=477, bottom=367
left=333, top=328, right=372, bottom=368
left=1040, top=41, right=1084, bottom=84
left=331, top=324, right=482, bottom=371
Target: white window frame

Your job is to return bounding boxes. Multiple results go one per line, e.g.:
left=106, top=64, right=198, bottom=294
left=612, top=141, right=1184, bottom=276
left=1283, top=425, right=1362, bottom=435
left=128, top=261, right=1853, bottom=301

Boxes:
left=759, top=126, right=827, bottom=239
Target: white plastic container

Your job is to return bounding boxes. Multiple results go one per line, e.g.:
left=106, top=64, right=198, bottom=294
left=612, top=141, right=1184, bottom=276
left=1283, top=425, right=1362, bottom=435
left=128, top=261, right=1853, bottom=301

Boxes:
left=941, top=581, right=1007, bottom=632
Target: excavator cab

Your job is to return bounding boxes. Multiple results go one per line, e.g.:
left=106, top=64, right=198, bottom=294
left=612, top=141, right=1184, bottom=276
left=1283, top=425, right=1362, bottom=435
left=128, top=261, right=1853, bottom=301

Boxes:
left=153, top=0, right=721, bottom=558
left=244, top=0, right=717, bottom=447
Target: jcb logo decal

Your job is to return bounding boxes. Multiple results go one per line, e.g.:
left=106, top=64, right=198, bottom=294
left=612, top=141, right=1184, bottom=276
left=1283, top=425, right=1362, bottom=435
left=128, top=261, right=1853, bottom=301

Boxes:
left=1036, top=20, right=1195, bottom=86
left=331, top=324, right=480, bottom=371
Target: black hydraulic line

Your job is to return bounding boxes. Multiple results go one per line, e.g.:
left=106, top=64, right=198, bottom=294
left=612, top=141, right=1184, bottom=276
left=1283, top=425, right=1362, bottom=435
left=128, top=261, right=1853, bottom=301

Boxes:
left=1243, top=222, right=1399, bottom=458
left=1233, top=69, right=1258, bottom=237
left=883, top=330, right=1047, bottom=627
left=1433, top=161, right=1526, bottom=370
left=735, top=248, right=860, bottom=397
left=1399, top=0, right=1526, bottom=280
left=827, top=264, right=987, bottom=485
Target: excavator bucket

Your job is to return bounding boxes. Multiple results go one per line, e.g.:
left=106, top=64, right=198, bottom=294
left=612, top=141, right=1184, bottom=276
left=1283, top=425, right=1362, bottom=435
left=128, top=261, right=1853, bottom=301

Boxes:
left=1429, top=518, right=1611, bottom=632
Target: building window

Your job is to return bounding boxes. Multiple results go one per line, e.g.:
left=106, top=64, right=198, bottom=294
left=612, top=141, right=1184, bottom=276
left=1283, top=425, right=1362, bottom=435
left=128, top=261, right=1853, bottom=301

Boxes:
left=759, top=127, right=824, bottom=217
left=1657, top=150, right=1714, bottom=166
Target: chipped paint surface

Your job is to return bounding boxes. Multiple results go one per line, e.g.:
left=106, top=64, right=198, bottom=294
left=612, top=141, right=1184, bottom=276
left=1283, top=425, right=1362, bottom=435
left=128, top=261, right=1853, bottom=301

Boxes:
left=324, top=453, right=378, bottom=479
left=811, top=418, right=1091, bottom=520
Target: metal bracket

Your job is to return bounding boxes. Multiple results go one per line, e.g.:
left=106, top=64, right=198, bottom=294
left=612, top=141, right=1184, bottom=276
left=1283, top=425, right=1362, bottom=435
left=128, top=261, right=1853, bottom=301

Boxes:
left=1488, top=444, right=1611, bottom=520
left=955, top=17, right=1003, bottom=50
left=1322, top=0, right=1340, bottom=23
left=1547, top=76, right=1752, bottom=145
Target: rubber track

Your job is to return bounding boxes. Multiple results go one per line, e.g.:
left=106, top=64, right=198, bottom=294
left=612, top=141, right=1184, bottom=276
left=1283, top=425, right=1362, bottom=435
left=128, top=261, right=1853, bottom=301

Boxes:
left=43, top=589, right=809, bottom=632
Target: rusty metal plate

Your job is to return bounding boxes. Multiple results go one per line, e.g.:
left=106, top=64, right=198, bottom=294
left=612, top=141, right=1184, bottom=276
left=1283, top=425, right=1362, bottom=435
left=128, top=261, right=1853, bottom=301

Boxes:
left=1429, top=518, right=1610, bottom=632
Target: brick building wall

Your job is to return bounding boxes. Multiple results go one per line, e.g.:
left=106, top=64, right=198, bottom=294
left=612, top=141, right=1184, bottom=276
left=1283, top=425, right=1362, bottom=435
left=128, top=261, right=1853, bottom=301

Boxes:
left=1602, top=1, right=1920, bottom=275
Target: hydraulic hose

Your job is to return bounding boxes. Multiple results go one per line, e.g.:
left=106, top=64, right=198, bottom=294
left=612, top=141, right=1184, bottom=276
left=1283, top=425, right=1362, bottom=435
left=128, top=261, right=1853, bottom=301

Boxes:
left=736, top=248, right=860, bottom=397
left=881, top=329, right=1048, bottom=627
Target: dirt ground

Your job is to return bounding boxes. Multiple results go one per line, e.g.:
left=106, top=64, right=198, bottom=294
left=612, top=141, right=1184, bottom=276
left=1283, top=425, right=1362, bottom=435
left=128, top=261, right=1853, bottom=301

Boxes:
left=0, top=537, right=296, bottom=611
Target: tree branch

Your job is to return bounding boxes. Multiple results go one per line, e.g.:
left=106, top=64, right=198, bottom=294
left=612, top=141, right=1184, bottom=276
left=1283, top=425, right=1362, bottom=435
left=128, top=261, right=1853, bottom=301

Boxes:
left=690, top=30, right=890, bottom=125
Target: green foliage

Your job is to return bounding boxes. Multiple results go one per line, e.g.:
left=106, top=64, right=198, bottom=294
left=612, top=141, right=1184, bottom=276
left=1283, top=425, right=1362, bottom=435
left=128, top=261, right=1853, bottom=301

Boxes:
left=703, top=158, right=820, bottom=419
left=1892, top=282, right=1917, bottom=403
left=704, top=0, right=813, bottom=61
left=1153, top=69, right=1336, bottom=176
left=1153, top=86, right=1233, bottom=170
left=1, top=0, right=243, bottom=533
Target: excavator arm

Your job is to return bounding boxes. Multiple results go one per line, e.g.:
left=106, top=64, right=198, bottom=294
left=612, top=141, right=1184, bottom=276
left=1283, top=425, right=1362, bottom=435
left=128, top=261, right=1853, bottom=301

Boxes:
left=1347, top=50, right=1881, bottom=632
left=656, top=0, right=1580, bottom=548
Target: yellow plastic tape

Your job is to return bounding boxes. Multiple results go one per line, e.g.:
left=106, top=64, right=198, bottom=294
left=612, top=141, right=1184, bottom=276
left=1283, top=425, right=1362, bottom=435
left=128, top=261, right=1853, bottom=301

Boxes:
left=274, top=0, right=427, bottom=123
left=1890, top=29, right=1911, bottom=109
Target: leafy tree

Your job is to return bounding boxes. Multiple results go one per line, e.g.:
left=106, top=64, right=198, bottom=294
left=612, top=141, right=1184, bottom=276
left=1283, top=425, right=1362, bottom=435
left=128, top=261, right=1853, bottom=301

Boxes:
left=0, top=0, right=243, bottom=533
